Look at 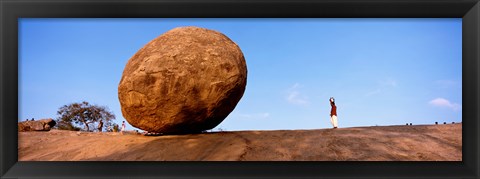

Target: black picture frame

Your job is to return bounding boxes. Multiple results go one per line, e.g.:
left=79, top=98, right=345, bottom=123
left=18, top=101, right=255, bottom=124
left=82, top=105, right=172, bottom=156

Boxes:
left=1, top=0, right=479, bottom=178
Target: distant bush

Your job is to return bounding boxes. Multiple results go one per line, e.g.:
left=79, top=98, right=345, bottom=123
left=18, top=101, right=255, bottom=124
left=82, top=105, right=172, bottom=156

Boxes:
left=113, top=124, right=119, bottom=132
left=55, top=120, right=81, bottom=131
left=104, top=121, right=119, bottom=132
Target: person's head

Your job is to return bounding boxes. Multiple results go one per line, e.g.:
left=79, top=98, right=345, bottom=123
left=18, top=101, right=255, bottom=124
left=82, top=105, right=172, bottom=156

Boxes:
left=122, top=121, right=125, bottom=123
left=330, top=97, right=335, bottom=105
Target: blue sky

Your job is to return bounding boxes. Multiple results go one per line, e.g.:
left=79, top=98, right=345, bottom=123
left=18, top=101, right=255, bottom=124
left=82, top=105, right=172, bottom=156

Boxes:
left=19, top=18, right=462, bottom=131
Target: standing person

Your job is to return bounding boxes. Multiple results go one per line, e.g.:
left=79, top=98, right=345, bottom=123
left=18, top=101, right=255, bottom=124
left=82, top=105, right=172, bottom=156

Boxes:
left=330, top=97, right=338, bottom=129
left=97, top=120, right=103, bottom=132
left=121, top=121, right=126, bottom=134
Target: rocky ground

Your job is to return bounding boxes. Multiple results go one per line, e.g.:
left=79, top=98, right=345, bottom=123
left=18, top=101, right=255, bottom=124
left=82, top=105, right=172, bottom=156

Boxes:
left=18, top=124, right=461, bottom=161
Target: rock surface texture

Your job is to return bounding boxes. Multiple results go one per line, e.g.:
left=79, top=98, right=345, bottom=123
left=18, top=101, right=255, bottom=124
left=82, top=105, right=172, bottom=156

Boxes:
left=18, top=118, right=56, bottom=132
left=118, top=26, right=247, bottom=134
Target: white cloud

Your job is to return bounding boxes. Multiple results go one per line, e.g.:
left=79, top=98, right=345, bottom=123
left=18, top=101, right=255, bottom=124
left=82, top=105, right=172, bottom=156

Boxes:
left=286, top=83, right=309, bottom=105
left=429, top=98, right=461, bottom=111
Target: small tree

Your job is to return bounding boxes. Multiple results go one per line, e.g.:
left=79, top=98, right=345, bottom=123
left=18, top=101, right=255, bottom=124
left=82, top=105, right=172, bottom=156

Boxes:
left=57, top=101, right=115, bottom=132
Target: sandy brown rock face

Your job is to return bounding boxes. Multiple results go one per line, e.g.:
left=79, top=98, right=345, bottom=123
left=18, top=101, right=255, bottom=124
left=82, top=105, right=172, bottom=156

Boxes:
left=118, top=26, right=247, bottom=134
left=18, top=118, right=56, bottom=132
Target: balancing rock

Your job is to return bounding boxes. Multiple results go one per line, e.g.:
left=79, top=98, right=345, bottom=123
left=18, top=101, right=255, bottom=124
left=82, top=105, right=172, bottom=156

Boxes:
left=118, top=26, right=247, bottom=134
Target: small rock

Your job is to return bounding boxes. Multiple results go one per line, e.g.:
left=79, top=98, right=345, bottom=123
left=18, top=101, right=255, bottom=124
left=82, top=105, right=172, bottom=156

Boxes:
left=18, top=118, right=56, bottom=132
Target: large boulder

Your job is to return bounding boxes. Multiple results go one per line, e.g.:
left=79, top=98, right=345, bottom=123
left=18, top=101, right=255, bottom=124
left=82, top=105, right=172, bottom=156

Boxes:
left=18, top=118, right=56, bottom=132
left=118, top=26, right=247, bottom=134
